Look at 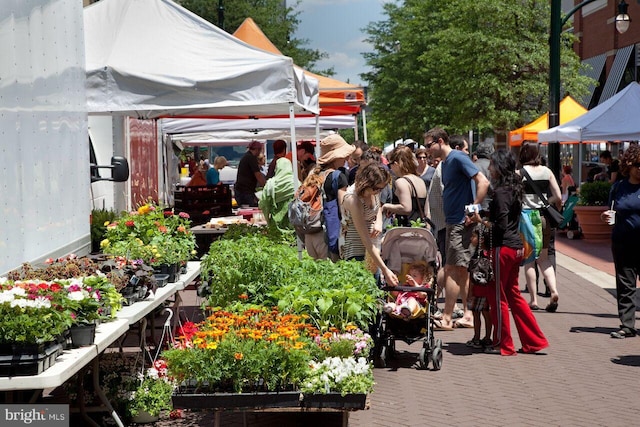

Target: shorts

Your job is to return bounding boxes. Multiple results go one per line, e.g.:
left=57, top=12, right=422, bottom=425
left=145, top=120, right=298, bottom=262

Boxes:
left=467, top=295, right=489, bottom=312
left=445, top=223, right=476, bottom=268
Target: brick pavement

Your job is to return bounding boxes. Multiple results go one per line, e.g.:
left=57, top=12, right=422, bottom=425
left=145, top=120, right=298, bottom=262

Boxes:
left=156, top=235, right=640, bottom=427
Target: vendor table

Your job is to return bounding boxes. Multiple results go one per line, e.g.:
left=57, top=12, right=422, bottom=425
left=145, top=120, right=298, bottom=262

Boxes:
left=0, top=261, right=201, bottom=426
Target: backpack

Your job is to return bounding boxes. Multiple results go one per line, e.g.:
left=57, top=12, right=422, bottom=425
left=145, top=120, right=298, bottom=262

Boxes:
left=288, top=173, right=326, bottom=234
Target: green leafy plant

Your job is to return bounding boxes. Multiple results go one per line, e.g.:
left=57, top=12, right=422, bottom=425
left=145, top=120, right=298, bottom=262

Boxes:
left=199, top=236, right=382, bottom=331
left=91, top=208, right=118, bottom=252
left=578, top=181, right=612, bottom=206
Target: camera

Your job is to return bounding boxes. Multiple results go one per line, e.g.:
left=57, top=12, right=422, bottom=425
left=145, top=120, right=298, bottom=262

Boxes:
left=465, top=204, right=481, bottom=216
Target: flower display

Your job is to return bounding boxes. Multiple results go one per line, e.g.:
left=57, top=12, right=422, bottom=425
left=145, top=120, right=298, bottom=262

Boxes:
left=163, top=305, right=375, bottom=397
left=101, top=201, right=196, bottom=267
left=301, top=357, right=374, bottom=396
left=164, top=306, right=319, bottom=393
left=0, top=279, right=72, bottom=344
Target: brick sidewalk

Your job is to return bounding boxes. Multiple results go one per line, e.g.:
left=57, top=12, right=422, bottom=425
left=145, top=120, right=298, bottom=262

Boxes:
left=158, top=236, right=639, bottom=427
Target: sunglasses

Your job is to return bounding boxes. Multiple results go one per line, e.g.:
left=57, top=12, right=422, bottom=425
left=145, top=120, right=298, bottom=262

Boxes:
left=425, top=138, right=438, bottom=148
left=417, top=156, right=428, bottom=160
left=632, top=163, right=640, bottom=168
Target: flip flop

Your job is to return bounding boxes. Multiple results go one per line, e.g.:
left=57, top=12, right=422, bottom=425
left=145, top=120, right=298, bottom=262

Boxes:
left=433, top=319, right=454, bottom=331
left=529, top=304, right=540, bottom=311
left=453, top=319, right=474, bottom=329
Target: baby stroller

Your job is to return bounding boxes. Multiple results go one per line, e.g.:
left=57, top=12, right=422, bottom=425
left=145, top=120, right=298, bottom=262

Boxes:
left=558, top=186, right=581, bottom=239
left=371, top=227, right=443, bottom=370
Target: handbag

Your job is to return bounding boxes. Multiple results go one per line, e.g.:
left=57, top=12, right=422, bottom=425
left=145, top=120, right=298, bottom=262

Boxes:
left=468, top=223, right=494, bottom=286
left=520, top=167, right=564, bottom=228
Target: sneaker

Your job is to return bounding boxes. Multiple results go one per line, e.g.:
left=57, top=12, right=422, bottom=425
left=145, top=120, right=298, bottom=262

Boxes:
left=465, top=339, right=482, bottom=349
left=452, top=309, right=464, bottom=320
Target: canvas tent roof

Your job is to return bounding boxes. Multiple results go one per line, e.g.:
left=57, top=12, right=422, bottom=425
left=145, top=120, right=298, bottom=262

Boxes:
left=84, top=0, right=319, bottom=119
left=161, top=115, right=355, bottom=134
left=508, top=96, right=587, bottom=146
left=539, top=82, right=640, bottom=142
left=233, top=18, right=365, bottom=116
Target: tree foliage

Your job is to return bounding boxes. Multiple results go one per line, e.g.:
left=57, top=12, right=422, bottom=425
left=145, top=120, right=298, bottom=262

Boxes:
left=178, top=0, right=333, bottom=75
left=362, top=0, right=592, bottom=142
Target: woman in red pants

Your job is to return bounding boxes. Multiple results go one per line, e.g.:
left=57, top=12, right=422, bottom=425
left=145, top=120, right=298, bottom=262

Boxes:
left=468, top=149, right=548, bottom=356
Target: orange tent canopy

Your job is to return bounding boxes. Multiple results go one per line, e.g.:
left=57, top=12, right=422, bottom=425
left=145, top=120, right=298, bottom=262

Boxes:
left=508, top=96, right=587, bottom=146
left=234, top=18, right=365, bottom=116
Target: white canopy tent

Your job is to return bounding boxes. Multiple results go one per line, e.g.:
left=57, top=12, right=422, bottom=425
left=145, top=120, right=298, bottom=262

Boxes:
left=161, top=115, right=355, bottom=134
left=539, top=82, right=640, bottom=184
left=84, top=0, right=319, bottom=119
left=539, top=82, right=640, bottom=143
left=84, top=0, right=320, bottom=200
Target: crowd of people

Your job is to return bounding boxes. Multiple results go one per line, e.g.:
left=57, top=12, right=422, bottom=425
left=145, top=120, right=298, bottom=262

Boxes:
left=178, top=131, right=638, bottom=349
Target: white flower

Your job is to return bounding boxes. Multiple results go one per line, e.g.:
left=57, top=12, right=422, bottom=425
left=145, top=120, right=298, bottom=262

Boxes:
left=9, top=287, right=26, bottom=297
left=67, top=291, right=85, bottom=301
left=31, top=297, right=52, bottom=309
left=0, top=291, right=16, bottom=304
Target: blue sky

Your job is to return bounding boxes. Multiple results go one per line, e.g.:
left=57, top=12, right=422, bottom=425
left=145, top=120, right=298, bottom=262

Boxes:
left=294, top=0, right=390, bottom=87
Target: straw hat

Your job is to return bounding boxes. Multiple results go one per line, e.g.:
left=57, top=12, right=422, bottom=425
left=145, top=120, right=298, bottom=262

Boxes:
left=318, top=134, right=355, bottom=165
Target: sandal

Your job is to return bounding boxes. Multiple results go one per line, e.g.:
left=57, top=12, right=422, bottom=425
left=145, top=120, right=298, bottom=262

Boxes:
left=529, top=304, right=540, bottom=311
left=545, top=296, right=559, bottom=313
left=610, top=328, right=636, bottom=339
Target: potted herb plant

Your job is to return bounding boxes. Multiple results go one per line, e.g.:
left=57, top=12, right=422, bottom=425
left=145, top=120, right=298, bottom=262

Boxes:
left=574, top=180, right=612, bottom=240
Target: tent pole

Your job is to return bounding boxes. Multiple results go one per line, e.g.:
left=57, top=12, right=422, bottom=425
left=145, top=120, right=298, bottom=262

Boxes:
left=361, top=110, right=368, bottom=144
left=578, top=142, right=583, bottom=185
left=315, top=115, right=321, bottom=160
left=354, top=115, right=359, bottom=141
left=290, top=104, right=303, bottom=261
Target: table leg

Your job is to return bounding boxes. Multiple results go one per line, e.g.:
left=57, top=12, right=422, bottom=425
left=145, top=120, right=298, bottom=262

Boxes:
left=76, top=367, right=100, bottom=427
left=91, top=357, right=125, bottom=427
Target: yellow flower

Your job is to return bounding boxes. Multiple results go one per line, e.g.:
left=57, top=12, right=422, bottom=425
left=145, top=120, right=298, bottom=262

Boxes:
left=234, top=352, right=243, bottom=360
left=206, top=342, right=218, bottom=350
left=138, top=205, right=151, bottom=215
left=103, top=220, right=111, bottom=226
left=100, top=239, right=110, bottom=248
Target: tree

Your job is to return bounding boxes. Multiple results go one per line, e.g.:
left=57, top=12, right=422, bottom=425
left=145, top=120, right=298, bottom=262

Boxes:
left=178, top=0, right=333, bottom=75
left=362, top=0, right=592, bottom=143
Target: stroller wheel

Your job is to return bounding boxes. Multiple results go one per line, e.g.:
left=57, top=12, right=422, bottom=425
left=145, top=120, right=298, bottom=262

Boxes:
left=431, top=340, right=443, bottom=371
left=418, top=347, right=430, bottom=370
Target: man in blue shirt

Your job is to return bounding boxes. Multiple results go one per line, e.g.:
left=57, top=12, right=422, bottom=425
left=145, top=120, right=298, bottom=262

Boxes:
left=424, top=128, right=489, bottom=330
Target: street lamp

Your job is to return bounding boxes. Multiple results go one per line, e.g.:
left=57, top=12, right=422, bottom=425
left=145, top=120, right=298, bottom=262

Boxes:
left=548, top=0, right=630, bottom=179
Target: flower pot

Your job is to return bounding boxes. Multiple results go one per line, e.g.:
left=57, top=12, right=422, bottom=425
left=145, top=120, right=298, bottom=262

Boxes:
left=69, top=323, right=97, bottom=348
left=130, top=410, right=159, bottom=424
left=155, top=264, right=178, bottom=283
left=574, top=205, right=611, bottom=241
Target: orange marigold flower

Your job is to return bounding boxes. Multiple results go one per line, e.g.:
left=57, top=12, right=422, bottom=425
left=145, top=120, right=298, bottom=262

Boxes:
left=234, top=352, right=243, bottom=360
left=239, top=293, right=248, bottom=300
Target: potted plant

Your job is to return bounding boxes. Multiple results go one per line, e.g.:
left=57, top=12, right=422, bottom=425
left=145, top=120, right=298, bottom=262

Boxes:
left=128, top=359, right=176, bottom=422
left=101, top=201, right=196, bottom=280
left=574, top=181, right=612, bottom=240
left=91, top=208, right=118, bottom=253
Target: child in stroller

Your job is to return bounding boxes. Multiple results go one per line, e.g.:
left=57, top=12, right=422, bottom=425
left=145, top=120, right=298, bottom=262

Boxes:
left=373, top=227, right=444, bottom=370
left=383, top=261, right=433, bottom=319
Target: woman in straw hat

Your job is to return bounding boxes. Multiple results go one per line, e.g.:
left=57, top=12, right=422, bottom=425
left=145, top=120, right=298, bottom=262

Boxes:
left=304, top=134, right=355, bottom=262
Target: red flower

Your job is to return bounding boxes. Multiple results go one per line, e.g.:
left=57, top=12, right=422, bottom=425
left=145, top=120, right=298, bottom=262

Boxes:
left=125, top=220, right=135, bottom=227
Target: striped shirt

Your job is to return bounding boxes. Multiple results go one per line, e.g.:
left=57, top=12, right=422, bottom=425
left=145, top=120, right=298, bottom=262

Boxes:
left=341, top=185, right=380, bottom=260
